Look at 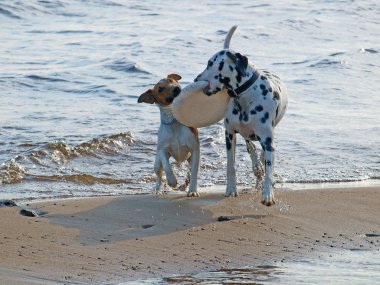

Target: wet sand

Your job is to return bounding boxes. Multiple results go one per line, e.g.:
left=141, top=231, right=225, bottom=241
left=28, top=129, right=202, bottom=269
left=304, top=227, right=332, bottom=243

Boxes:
left=0, top=186, right=379, bottom=284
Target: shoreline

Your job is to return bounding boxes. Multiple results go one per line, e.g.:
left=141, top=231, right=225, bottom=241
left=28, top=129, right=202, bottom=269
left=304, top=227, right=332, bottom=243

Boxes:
left=0, top=186, right=379, bottom=284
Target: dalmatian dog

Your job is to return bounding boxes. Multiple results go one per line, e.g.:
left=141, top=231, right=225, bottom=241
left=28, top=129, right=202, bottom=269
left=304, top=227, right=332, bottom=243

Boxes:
left=138, top=74, right=200, bottom=197
left=195, top=26, right=288, bottom=206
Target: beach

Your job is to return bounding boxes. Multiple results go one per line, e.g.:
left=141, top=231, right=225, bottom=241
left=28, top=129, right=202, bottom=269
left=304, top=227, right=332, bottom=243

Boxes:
left=1, top=186, right=379, bottom=284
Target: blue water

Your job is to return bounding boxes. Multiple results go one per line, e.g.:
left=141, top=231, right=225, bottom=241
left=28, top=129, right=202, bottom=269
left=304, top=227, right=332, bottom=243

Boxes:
left=1, top=0, right=380, bottom=200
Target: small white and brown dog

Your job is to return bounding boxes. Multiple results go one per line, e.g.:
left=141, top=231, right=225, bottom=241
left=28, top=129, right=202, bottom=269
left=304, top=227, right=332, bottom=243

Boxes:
left=138, top=74, right=200, bottom=197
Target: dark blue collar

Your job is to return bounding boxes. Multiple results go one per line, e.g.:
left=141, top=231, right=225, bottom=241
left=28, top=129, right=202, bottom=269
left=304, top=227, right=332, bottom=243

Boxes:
left=162, top=118, right=177, bottom=125
left=234, top=69, right=260, bottom=95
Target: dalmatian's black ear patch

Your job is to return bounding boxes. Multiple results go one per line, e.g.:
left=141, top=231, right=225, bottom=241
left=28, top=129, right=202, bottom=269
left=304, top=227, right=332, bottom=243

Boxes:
left=235, top=53, right=248, bottom=77
left=226, top=51, right=248, bottom=77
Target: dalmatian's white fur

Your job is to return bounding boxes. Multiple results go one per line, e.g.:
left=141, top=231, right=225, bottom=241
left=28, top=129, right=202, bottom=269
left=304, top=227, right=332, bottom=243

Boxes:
left=195, top=26, right=288, bottom=206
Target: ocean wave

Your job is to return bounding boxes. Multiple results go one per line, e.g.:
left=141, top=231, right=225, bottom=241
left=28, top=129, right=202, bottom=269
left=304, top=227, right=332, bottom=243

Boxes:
left=26, top=75, right=69, bottom=82
left=0, top=133, right=135, bottom=185
left=309, top=59, right=348, bottom=68
left=0, top=6, right=21, bottom=19
left=64, top=84, right=116, bottom=95
left=105, top=58, right=151, bottom=74
left=32, top=173, right=132, bottom=185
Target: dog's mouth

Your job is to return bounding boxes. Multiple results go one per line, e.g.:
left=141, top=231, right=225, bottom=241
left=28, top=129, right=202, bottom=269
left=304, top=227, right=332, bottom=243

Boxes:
left=202, top=82, right=213, bottom=96
left=203, top=82, right=222, bottom=96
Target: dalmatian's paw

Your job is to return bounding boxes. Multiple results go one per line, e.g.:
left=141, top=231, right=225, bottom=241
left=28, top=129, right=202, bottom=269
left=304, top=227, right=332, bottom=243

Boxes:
left=224, top=187, right=239, bottom=197
left=261, top=191, right=275, bottom=206
left=187, top=191, right=200, bottom=197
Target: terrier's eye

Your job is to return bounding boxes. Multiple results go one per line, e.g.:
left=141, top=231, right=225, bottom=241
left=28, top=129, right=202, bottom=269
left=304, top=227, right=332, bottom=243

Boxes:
left=158, top=87, right=165, bottom=93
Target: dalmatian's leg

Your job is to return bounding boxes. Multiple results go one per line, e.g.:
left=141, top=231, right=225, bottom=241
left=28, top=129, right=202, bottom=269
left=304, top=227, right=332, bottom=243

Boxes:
left=245, top=140, right=264, bottom=191
left=225, top=130, right=238, bottom=197
left=259, top=134, right=276, bottom=206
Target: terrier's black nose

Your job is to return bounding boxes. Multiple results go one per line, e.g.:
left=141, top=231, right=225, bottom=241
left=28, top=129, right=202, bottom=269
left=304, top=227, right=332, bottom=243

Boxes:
left=173, top=86, right=181, bottom=96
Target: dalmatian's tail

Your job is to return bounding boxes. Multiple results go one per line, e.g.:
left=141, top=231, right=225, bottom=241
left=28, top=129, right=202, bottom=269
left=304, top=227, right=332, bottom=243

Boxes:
left=223, top=25, right=238, bottom=49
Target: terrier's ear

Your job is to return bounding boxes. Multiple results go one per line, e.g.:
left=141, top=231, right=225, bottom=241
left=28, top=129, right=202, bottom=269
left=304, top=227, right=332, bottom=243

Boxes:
left=138, top=89, right=155, bottom=104
left=167, top=73, right=182, bottom=81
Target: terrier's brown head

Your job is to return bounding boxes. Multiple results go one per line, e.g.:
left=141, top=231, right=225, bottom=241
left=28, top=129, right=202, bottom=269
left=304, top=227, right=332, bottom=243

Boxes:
left=138, top=73, right=182, bottom=106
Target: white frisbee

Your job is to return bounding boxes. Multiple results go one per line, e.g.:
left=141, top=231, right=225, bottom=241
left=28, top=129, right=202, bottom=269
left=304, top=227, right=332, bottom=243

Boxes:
left=172, top=81, right=230, bottom=128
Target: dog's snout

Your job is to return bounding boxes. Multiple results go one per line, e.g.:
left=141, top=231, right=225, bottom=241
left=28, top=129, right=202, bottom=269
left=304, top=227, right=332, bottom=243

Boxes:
left=173, top=86, right=181, bottom=96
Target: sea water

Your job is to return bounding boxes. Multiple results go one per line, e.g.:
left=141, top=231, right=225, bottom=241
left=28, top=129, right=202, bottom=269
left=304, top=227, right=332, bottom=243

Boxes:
left=121, top=250, right=380, bottom=284
left=1, top=0, right=379, bottom=200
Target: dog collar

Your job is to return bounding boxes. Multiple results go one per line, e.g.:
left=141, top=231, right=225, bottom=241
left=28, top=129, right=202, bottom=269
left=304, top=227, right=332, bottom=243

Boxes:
left=162, top=118, right=177, bottom=125
left=234, top=69, right=260, bottom=95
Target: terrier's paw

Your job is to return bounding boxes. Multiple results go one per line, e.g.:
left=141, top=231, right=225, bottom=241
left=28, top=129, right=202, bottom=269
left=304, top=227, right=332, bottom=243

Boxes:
left=167, top=177, right=177, bottom=188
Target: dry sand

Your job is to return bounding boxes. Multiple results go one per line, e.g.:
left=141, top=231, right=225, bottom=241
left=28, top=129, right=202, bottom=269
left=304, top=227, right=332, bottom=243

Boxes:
left=0, top=186, right=379, bottom=284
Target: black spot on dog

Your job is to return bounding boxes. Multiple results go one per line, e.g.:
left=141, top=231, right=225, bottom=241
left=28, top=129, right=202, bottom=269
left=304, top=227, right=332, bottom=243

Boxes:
left=265, top=160, right=272, bottom=166
left=249, top=133, right=257, bottom=140
left=255, top=105, right=263, bottom=112
left=226, top=140, right=232, bottom=150
left=207, top=60, right=213, bottom=69
left=273, top=91, right=280, bottom=100
left=225, top=132, right=232, bottom=150
left=229, top=65, right=234, bottom=72
left=261, top=75, right=267, bottom=80
left=257, top=135, right=261, bottom=142
left=269, top=87, right=273, bottom=92
left=235, top=101, right=242, bottom=111
left=236, top=73, right=242, bottom=83
left=262, top=89, right=268, bottom=96
left=219, top=50, right=226, bottom=56
left=221, top=77, right=232, bottom=89
left=214, top=75, right=219, bottom=80
left=261, top=112, right=269, bottom=124
left=239, top=114, right=243, bottom=121
left=232, top=108, right=239, bottom=115
left=250, top=109, right=257, bottom=115
left=225, top=118, right=229, bottom=124
left=264, top=137, right=274, bottom=151
left=260, top=84, right=265, bottom=90
left=243, top=112, right=249, bottom=122
left=228, top=89, right=237, bottom=97
left=276, top=106, right=279, bottom=117
left=229, top=133, right=233, bottom=140
left=218, top=61, right=224, bottom=71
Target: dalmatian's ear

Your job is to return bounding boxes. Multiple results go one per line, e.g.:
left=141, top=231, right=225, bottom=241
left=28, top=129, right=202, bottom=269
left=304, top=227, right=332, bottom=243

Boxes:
left=236, top=53, right=248, bottom=75
left=138, top=89, right=155, bottom=104
left=226, top=51, right=248, bottom=77
left=167, top=73, right=182, bottom=81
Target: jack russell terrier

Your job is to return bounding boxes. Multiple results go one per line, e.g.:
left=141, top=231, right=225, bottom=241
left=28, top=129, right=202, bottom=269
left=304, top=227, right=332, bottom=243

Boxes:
left=138, top=74, right=200, bottom=197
